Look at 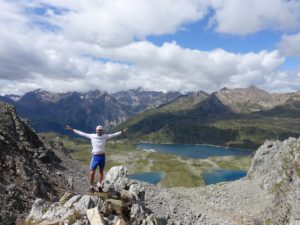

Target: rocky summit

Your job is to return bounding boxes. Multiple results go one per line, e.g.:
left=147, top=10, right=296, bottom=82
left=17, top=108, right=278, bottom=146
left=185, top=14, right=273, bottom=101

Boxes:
left=0, top=101, right=88, bottom=224
left=26, top=166, right=157, bottom=225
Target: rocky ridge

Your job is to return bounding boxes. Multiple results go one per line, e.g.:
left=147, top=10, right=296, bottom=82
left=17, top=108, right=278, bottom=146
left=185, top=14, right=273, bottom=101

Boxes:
left=26, top=166, right=157, bottom=225
left=111, top=88, right=182, bottom=113
left=0, top=101, right=88, bottom=224
left=216, top=86, right=292, bottom=112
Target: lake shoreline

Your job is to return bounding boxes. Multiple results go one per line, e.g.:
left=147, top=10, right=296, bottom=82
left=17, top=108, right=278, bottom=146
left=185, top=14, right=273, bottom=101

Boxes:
left=136, top=141, right=254, bottom=151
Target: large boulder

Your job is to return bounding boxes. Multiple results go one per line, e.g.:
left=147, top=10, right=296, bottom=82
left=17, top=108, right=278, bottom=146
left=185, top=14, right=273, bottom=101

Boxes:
left=103, top=166, right=129, bottom=193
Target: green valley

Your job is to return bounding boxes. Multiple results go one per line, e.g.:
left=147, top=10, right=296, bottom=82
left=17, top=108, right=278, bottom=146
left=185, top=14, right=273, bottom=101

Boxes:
left=41, top=133, right=252, bottom=187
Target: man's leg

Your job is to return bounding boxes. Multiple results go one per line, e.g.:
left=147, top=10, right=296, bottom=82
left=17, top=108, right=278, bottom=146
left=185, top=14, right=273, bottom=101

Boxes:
left=98, top=167, right=104, bottom=185
left=97, top=155, right=105, bottom=192
left=90, top=169, right=96, bottom=189
left=89, top=155, right=97, bottom=192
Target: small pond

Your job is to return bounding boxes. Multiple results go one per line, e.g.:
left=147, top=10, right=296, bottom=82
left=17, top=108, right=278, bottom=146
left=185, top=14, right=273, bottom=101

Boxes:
left=202, top=169, right=247, bottom=185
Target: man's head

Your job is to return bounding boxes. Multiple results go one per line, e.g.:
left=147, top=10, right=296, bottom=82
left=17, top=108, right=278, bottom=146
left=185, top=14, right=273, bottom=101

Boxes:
left=96, top=125, right=103, bottom=136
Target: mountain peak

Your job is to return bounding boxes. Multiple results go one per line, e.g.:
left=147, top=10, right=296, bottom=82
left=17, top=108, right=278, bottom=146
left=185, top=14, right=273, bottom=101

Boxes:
left=248, top=85, right=260, bottom=90
left=28, top=89, right=64, bottom=103
left=216, top=86, right=291, bottom=112
left=5, top=94, right=21, bottom=102
left=128, top=87, right=151, bottom=93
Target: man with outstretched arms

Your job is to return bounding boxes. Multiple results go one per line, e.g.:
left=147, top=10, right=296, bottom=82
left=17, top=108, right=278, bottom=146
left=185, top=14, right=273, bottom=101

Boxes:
left=65, top=125, right=128, bottom=193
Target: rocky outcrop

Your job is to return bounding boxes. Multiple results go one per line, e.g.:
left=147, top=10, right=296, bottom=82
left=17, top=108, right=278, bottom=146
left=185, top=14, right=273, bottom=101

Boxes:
left=0, top=101, right=88, bottom=224
left=26, top=166, right=157, bottom=225
left=143, top=137, right=300, bottom=225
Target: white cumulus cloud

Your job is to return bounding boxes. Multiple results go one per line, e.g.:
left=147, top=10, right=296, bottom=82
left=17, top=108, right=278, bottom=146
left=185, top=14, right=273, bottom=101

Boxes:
left=37, top=0, right=208, bottom=47
left=0, top=0, right=300, bottom=95
left=207, top=0, right=300, bottom=35
left=278, top=32, right=300, bottom=56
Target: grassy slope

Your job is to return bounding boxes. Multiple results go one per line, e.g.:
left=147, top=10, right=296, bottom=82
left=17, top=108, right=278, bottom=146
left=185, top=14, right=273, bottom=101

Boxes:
left=41, top=132, right=252, bottom=187
left=114, top=98, right=300, bottom=149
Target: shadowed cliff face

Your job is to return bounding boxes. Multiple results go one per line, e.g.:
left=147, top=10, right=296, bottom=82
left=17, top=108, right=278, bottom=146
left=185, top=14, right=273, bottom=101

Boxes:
left=0, top=101, right=70, bottom=224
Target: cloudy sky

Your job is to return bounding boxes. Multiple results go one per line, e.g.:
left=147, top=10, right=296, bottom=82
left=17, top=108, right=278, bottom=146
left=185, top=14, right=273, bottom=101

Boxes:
left=1, top=0, right=300, bottom=95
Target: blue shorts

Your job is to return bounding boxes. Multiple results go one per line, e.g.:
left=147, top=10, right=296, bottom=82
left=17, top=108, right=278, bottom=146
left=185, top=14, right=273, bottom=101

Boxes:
left=90, top=155, right=105, bottom=171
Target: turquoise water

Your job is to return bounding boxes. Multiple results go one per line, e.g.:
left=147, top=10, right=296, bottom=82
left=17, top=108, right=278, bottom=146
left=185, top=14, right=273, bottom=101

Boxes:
left=137, top=143, right=252, bottom=159
left=203, top=170, right=247, bottom=185
left=132, top=143, right=252, bottom=185
left=128, top=172, right=165, bottom=184
left=128, top=169, right=247, bottom=185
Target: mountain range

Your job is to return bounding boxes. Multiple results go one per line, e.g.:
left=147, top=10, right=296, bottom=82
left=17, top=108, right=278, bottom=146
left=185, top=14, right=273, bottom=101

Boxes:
left=0, top=88, right=181, bottom=134
left=114, top=86, right=300, bottom=148
left=1, top=86, right=300, bottom=148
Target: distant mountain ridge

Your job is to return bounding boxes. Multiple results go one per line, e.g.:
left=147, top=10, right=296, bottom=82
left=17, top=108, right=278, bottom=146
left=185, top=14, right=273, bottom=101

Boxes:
left=111, top=87, right=182, bottom=112
left=0, top=88, right=183, bottom=133
left=216, top=85, right=292, bottom=112
left=114, top=86, right=300, bottom=148
left=1, top=86, right=299, bottom=146
left=1, top=89, right=130, bottom=133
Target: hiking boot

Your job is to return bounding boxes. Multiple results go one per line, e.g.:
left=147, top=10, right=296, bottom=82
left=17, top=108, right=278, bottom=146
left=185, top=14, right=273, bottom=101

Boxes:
left=97, top=186, right=103, bottom=192
left=89, top=187, right=95, bottom=193
left=97, top=182, right=103, bottom=192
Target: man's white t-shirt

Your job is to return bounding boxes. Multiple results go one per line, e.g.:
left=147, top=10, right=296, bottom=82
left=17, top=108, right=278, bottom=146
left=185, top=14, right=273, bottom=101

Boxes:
left=73, top=129, right=122, bottom=155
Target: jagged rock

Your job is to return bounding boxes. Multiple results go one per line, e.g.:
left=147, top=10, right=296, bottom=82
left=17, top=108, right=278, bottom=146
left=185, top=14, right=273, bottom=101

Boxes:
left=100, top=200, right=114, bottom=216
left=128, top=182, right=145, bottom=202
left=68, top=176, right=75, bottom=191
left=45, top=206, right=74, bottom=222
left=60, top=192, right=75, bottom=204
left=25, top=166, right=157, bottom=225
left=115, top=218, right=128, bottom=225
left=27, top=198, right=50, bottom=221
left=130, top=203, right=145, bottom=224
left=142, top=214, right=158, bottom=225
left=64, top=194, right=82, bottom=208
left=105, top=199, right=124, bottom=215
left=28, top=198, right=89, bottom=224
left=73, top=195, right=99, bottom=214
left=103, top=166, right=129, bottom=193
left=0, top=101, right=70, bottom=224
left=0, top=183, right=6, bottom=194
left=86, top=207, right=105, bottom=225
left=105, top=214, right=118, bottom=225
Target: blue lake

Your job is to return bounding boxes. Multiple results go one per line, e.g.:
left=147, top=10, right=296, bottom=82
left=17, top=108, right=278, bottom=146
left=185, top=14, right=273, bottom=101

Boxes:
left=128, top=172, right=165, bottom=184
left=132, top=143, right=253, bottom=185
left=137, top=143, right=253, bottom=159
left=203, top=170, right=247, bottom=185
